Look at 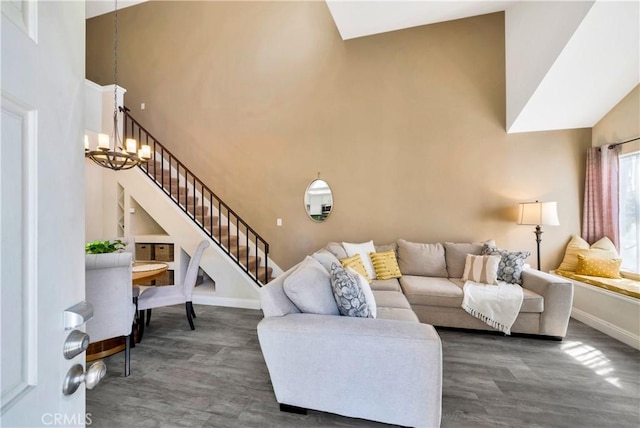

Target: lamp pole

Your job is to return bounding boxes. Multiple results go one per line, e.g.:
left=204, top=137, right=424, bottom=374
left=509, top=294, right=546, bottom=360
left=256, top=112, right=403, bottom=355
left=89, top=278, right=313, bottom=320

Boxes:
left=534, top=225, right=542, bottom=270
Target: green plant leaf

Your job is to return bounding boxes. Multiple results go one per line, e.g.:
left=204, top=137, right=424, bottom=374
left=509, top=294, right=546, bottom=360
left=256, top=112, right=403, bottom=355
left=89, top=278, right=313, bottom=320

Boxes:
left=85, top=239, right=126, bottom=254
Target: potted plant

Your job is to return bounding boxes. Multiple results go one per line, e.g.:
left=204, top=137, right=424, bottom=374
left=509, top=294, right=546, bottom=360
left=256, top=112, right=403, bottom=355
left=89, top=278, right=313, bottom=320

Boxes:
left=85, top=239, right=126, bottom=254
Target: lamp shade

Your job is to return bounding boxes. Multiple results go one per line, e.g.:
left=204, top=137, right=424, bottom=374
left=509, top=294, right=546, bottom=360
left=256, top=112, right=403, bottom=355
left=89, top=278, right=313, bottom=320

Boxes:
left=517, top=201, right=559, bottom=226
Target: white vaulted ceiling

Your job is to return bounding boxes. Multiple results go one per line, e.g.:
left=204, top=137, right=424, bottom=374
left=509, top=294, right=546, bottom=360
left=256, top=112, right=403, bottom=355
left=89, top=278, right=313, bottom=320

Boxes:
left=326, top=0, right=639, bottom=134
left=87, top=0, right=640, bottom=134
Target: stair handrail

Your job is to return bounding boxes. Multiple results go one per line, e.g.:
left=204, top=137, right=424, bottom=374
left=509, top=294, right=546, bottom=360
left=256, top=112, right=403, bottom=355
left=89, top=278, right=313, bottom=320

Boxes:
left=120, top=106, right=270, bottom=286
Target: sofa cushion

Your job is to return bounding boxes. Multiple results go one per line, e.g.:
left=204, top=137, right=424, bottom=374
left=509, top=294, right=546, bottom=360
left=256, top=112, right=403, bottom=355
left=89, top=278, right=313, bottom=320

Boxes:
left=447, top=278, right=543, bottom=313
left=375, top=242, right=398, bottom=253
left=343, top=240, right=377, bottom=280
left=462, top=254, right=500, bottom=284
left=370, top=278, right=402, bottom=292
left=283, top=256, right=339, bottom=315
left=372, top=290, right=412, bottom=310
left=312, top=249, right=341, bottom=273
left=400, top=275, right=463, bottom=308
left=396, top=240, right=448, bottom=277
left=370, top=250, right=402, bottom=280
left=259, top=269, right=302, bottom=318
left=444, top=242, right=485, bottom=278
left=330, top=263, right=373, bottom=318
left=376, top=307, right=420, bottom=322
left=325, top=242, right=348, bottom=259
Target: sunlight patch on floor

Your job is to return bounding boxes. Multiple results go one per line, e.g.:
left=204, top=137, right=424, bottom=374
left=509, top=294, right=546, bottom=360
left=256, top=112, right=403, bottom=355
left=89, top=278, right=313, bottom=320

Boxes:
left=561, top=341, right=621, bottom=388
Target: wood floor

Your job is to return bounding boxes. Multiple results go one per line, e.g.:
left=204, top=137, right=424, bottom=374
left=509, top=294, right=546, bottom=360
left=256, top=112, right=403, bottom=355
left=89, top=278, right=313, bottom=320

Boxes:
left=86, top=305, right=639, bottom=428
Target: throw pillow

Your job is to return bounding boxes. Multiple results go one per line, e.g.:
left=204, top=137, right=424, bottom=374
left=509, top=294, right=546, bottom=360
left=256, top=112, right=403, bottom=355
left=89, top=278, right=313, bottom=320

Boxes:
left=283, top=256, right=339, bottom=315
left=346, top=267, right=377, bottom=318
left=575, top=254, right=622, bottom=279
left=312, top=249, right=341, bottom=273
left=443, top=240, right=495, bottom=278
left=481, top=244, right=530, bottom=285
left=340, top=254, right=371, bottom=282
left=557, top=235, right=619, bottom=272
left=330, top=263, right=372, bottom=318
left=396, top=239, right=448, bottom=277
left=462, top=254, right=501, bottom=285
left=343, top=240, right=377, bottom=280
left=369, top=250, right=402, bottom=280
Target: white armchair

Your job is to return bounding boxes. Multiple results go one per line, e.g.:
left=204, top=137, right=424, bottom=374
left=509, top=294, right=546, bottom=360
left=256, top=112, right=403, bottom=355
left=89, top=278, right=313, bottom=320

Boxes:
left=85, top=252, right=136, bottom=376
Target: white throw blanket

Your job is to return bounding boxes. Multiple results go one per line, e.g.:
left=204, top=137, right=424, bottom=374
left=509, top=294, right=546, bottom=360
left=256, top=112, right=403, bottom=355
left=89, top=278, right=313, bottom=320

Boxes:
left=462, top=281, right=524, bottom=335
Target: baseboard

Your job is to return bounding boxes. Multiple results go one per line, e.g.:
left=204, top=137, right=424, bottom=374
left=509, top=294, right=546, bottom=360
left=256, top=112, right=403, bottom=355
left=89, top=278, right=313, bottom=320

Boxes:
left=192, top=295, right=261, bottom=310
left=571, top=307, right=640, bottom=350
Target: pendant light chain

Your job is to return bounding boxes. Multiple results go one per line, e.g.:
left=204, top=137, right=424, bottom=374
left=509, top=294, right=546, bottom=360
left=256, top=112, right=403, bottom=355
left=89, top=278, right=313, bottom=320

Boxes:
left=113, top=0, right=120, bottom=150
left=84, top=0, right=152, bottom=170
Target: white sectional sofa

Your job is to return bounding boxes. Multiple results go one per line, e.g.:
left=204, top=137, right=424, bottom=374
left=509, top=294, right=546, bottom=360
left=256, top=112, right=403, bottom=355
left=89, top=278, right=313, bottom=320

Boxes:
left=257, top=240, right=574, bottom=427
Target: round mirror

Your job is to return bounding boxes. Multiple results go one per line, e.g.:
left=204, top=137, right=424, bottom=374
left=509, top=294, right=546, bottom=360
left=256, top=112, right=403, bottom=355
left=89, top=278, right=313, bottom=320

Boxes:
left=304, top=179, right=333, bottom=222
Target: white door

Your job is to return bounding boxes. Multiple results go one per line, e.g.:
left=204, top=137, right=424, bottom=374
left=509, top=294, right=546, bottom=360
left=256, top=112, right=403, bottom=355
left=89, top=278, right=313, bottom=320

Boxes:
left=1, top=1, right=87, bottom=426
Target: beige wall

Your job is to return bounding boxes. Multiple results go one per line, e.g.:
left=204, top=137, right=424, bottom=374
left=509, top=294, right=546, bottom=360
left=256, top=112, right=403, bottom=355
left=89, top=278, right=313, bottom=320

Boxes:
left=86, top=1, right=591, bottom=271
left=592, top=84, right=640, bottom=155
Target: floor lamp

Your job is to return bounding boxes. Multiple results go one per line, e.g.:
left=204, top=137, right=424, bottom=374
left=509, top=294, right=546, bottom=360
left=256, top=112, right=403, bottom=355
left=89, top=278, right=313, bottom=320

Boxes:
left=517, top=201, right=560, bottom=270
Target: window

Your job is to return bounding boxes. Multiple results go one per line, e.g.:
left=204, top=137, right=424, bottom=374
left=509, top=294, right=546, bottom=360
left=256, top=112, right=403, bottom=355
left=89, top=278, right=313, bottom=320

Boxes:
left=619, top=151, right=639, bottom=273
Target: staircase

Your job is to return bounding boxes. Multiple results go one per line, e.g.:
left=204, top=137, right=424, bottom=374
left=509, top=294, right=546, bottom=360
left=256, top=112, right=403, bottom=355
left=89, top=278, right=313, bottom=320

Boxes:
left=121, top=107, right=273, bottom=286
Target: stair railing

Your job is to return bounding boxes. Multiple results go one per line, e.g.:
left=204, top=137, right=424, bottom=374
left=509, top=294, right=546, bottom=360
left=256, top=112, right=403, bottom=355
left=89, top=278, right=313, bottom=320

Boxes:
left=121, top=107, right=270, bottom=286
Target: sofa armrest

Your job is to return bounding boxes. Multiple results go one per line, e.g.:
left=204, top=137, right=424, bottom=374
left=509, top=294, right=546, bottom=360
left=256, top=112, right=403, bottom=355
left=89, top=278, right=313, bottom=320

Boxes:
left=257, top=313, right=442, bottom=428
left=521, top=269, right=574, bottom=338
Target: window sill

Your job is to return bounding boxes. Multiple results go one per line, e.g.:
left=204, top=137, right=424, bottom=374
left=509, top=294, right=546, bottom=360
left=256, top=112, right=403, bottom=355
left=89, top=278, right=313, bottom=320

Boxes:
left=621, top=271, right=640, bottom=281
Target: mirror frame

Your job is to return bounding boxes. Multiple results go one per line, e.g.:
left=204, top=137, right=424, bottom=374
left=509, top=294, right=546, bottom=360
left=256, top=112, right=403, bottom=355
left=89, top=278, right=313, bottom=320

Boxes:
left=304, top=179, right=333, bottom=223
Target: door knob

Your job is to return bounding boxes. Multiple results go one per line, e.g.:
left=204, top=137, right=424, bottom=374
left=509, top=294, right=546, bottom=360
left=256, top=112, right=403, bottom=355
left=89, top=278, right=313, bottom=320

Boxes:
left=62, top=361, right=106, bottom=395
left=63, top=330, right=91, bottom=359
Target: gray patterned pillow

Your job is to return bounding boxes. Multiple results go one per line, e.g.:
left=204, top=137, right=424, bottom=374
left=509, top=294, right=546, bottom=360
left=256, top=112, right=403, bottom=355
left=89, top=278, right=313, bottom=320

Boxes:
left=329, top=263, right=372, bottom=318
left=481, top=244, right=530, bottom=285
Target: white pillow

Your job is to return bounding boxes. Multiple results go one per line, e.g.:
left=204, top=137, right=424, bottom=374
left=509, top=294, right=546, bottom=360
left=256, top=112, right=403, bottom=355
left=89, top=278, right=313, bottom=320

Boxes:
left=347, top=267, right=377, bottom=318
left=283, top=256, right=339, bottom=315
left=343, top=240, right=377, bottom=280
left=462, top=254, right=500, bottom=285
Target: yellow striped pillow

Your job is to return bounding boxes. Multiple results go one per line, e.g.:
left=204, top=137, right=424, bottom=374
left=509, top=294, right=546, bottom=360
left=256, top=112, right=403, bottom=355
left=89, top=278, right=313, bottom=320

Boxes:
left=369, top=250, right=402, bottom=280
left=340, top=254, right=371, bottom=282
left=575, top=254, right=622, bottom=279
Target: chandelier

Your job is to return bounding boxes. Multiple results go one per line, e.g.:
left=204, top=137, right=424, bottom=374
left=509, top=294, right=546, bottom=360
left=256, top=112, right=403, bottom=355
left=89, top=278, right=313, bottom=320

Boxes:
left=85, top=0, right=151, bottom=170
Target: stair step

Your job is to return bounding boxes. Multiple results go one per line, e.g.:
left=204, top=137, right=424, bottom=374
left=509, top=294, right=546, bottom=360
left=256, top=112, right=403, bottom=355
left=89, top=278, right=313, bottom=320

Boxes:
left=173, top=191, right=198, bottom=206
left=188, top=205, right=210, bottom=216
left=194, top=213, right=216, bottom=224
left=153, top=169, right=173, bottom=182
left=205, top=224, right=230, bottom=236
left=244, top=255, right=262, bottom=267
left=229, top=246, right=249, bottom=259
left=161, top=180, right=186, bottom=192
left=249, top=266, right=274, bottom=284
